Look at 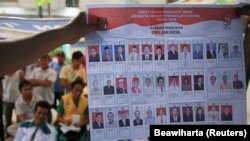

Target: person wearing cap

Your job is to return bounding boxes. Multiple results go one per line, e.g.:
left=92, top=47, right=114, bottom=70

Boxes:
left=116, top=78, right=127, bottom=94
left=131, top=77, right=141, bottom=93
left=50, top=51, right=66, bottom=109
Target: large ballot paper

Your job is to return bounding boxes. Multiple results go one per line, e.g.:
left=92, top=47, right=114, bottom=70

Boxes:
left=85, top=4, right=246, bottom=141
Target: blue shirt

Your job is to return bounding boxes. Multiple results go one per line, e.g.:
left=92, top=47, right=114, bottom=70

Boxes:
left=50, top=61, right=65, bottom=93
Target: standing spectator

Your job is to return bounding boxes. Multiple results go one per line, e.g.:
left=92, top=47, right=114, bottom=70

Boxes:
left=50, top=51, right=66, bottom=109
left=60, top=51, right=87, bottom=93
left=7, top=79, right=42, bottom=137
left=2, top=70, right=24, bottom=136
left=29, top=55, right=56, bottom=106
left=0, top=77, right=4, bottom=141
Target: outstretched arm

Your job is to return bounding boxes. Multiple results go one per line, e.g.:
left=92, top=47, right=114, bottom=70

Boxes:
left=0, top=12, right=106, bottom=76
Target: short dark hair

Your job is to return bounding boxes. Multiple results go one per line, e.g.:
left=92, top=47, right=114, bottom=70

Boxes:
left=72, top=51, right=83, bottom=61
left=157, top=76, right=164, bottom=82
left=157, top=46, right=162, bottom=50
left=19, top=79, right=33, bottom=91
left=96, top=112, right=101, bottom=117
left=40, top=55, right=51, bottom=61
left=34, top=101, right=51, bottom=113
left=71, top=79, right=85, bottom=88
left=56, top=51, right=65, bottom=57
left=104, top=46, right=109, bottom=50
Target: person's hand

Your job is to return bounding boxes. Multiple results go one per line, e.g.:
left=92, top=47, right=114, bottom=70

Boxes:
left=73, top=122, right=82, bottom=128
left=63, top=119, right=71, bottom=126
left=65, top=12, right=108, bottom=44
left=236, top=4, right=250, bottom=16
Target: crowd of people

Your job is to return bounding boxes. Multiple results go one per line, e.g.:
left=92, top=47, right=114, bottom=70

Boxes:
left=1, top=50, right=89, bottom=141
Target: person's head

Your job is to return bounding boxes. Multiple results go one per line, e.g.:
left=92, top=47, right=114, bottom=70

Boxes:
left=145, top=78, right=151, bottom=86
left=211, top=104, right=217, bottom=112
left=183, top=77, right=189, bottom=85
left=19, top=79, right=33, bottom=99
left=197, top=76, right=203, bottom=84
left=118, top=79, right=125, bottom=88
left=185, top=107, right=191, bottom=116
left=234, top=73, right=239, bottom=81
left=222, top=75, right=228, bottom=83
left=121, top=111, right=127, bottom=119
left=220, top=45, right=225, bottom=53
left=92, top=80, right=98, bottom=88
left=96, top=113, right=102, bottom=122
left=159, top=109, right=164, bottom=115
left=210, top=75, right=216, bottom=85
left=71, top=79, right=85, bottom=100
left=72, top=51, right=83, bottom=68
left=39, top=55, right=51, bottom=70
left=171, top=77, right=177, bottom=86
left=224, top=106, right=230, bottom=115
left=146, top=109, right=152, bottom=117
left=195, top=46, right=201, bottom=53
left=156, top=46, right=162, bottom=55
left=157, top=77, right=164, bottom=87
left=172, top=107, right=178, bottom=116
left=208, top=43, right=214, bottom=50
left=107, top=112, right=114, bottom=123
left=132, top=77, right=139, bottom=88
left=132, top=46, right=137, bottom=53
left=196, top=107, right=204, bottom=115
left=104, top=46, right=110, bottom=54
left=33, top=101, right=51, bottom=126
left=118, top=46, right=123, bottom=54
left=56, top=51, right=65, bottom=64
left=170, top=44, right=175, bottom=52
left=144, top=45, right=150, bottom=54
left=233, top=45, right=239, bottom=52
left=134, top=110, right=141, bottom=119
left=183, top=45, right=188, bottom=52
left=106, top=80, right=111, bottom=86
left=90, top=47, right=98, bottom=56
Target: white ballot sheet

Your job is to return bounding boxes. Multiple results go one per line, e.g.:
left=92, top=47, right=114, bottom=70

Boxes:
left=86, top=4, right=247, bottom=141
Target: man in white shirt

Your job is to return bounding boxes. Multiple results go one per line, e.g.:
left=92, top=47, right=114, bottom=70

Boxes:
left=156, top=76, right=165, bottom=93
left=208, top=75, right=218, bottom=90
left=143, top=77, right=153, bottom=93
left=90, top=80, right=102, bottom=95
left=168, top=76, right=179, bottom=94
left=129, top=45, right=139, bottom=61
left=14, top=101, right=56, bottom=141
left=29, top=55, right=56, bottom=106
left=145, top=109, right=155, bottom=125
left=2, top=70, right=24, bottom=132
left=180, top=44, right=191, bottom=60
left=156, top=108, right=167, bottom=124
left=8, top=80, right=42, bottom=137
